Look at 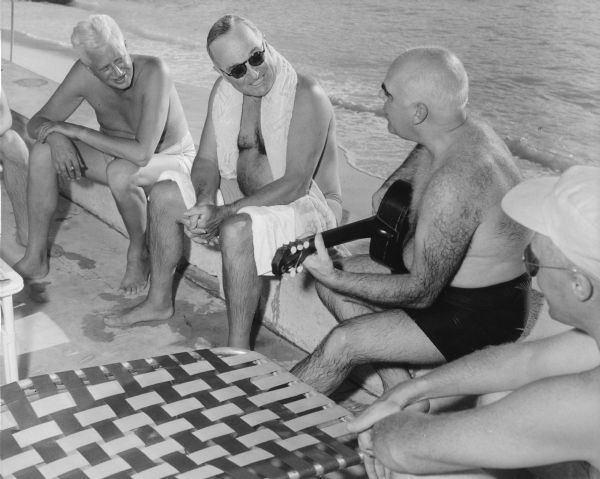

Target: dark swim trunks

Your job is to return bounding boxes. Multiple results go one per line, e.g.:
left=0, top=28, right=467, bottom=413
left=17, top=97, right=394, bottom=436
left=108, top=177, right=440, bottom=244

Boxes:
left=405, top=274, right=531, bottom=362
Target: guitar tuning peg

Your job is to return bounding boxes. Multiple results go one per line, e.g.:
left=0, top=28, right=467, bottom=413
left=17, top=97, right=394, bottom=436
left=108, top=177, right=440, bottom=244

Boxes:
left=297, top=243, right=304, bottom=251
left=291, top=246, right=297, bottom=254
left=297, top=265, right=304, bottom=273
left=303, top=240, right=309, bottom=248
left=290, top=269, right=297, bottom=277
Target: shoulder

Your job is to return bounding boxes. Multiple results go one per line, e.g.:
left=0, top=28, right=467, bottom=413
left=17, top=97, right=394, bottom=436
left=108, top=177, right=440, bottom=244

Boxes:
left=54, top=60, right=94, bottom=96
left=207, top=76, right=226, bottom=107
left=65, top=59, right=93, bottom=83
left=293, top=73, right=333, bottom=117
left=133, top=55, right=172, bottom=83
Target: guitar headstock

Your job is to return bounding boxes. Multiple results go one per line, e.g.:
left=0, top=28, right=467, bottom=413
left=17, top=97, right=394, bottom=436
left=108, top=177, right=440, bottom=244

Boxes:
left=271, top=236, right=316, bottom=276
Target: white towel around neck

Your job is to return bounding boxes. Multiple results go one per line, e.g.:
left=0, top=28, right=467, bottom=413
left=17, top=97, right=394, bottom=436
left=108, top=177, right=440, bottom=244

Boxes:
left=212, top=44, right=297, bottom=180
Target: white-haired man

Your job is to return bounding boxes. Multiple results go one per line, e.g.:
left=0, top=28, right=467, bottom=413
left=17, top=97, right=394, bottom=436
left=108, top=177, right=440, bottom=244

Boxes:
left=108, top=15, right=342, bottom=349
left=15, top=14, right=194, bottom=294
left=291, top=47, right=531, bottom=395
left=349, top=165, right=600, bottom=478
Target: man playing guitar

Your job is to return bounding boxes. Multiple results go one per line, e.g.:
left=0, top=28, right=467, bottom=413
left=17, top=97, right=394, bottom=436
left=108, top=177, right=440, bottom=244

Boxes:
left=290, top=47, right=531, bottom=396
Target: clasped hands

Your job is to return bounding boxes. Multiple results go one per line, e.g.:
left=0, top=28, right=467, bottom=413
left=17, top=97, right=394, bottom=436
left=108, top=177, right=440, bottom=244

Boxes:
left=179, top=203, right=228, bottom=246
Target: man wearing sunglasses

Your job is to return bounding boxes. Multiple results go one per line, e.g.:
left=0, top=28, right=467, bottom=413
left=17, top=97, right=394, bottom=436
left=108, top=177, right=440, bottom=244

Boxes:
left=110, top=15, right=343, bottom=347
left=348, top=165, right=600, bottom=478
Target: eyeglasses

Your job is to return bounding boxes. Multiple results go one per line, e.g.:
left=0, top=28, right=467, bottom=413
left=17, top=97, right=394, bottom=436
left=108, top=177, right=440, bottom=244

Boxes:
left=522, top=244, right=578, bottom=277
left=221, top=44, right=266, bottom=79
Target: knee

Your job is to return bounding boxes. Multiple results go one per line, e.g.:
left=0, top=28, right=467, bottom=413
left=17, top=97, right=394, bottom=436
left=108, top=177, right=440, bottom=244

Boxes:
left=106, top=159, right=138, bottom=192
left=147, top=180, right=187, bottom=218
left=29, top=141, right=51, bottom=167
left=219, top=214, right=252, bottom=250
left=321, top=322, right=357, bottom=362
left=0, top=129, right=25, bottom=155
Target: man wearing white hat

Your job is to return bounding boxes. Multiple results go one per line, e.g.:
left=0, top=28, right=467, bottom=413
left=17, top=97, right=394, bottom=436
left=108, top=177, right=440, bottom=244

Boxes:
left=348, top=165, right=600, bottom=478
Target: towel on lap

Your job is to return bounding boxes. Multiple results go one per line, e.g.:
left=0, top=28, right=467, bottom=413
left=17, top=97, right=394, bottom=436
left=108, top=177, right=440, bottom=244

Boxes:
left=239, top=182, right=336, bottom=275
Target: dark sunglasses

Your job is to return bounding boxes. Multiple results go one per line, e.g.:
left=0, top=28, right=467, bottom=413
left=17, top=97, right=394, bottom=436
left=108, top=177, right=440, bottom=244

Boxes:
left=522, top=244, right=577, bottom=277
left=222, top=44, right=266, bottom=79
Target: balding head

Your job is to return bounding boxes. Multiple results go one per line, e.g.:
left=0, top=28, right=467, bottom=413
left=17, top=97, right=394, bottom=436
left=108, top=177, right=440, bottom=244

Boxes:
left=388, top=47, right=469, bottom=113
left=206, top=15, right=261, bottom=60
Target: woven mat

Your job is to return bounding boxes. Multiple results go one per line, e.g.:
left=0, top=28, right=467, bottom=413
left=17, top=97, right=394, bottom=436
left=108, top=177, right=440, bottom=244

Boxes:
left=0, top=348, right=362, bottom=478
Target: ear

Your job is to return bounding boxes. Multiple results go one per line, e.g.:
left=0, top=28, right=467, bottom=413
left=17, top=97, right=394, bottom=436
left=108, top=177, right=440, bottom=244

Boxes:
left=571, top=271, right=593, bottom=302
left=212, top=65, right=226, bottom=78
left=414, top=103, right=428, bottom=125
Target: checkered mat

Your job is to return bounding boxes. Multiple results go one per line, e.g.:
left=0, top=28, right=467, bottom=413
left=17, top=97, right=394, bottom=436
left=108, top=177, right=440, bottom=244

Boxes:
left=0, top=348, right=362, bottom=478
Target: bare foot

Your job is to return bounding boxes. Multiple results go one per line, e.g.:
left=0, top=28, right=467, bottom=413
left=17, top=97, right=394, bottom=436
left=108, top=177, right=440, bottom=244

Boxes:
left=104, top=298, right=173, bottom=328
left=118, top=256, right=150, bottom=296
left=13, top=255, right=49, bottom=280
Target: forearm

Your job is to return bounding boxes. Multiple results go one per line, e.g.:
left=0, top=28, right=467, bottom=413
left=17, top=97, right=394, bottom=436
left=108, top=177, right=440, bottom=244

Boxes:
left=77, top=126, right=152, bottom=165
left=411, top=343, right=536, bottom=400
left=190, top=159, right=220, bottom=204
left=227, top=176, right=308, bottom=213
left=320, top=269, right=433, bottom=308
left=371, top=412, right=466, bottom=475
left=378, top=331, right=600, bottom=412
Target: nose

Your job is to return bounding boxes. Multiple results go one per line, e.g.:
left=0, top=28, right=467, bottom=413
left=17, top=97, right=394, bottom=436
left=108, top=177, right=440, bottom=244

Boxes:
left=246, top=65, right=260, bottom=80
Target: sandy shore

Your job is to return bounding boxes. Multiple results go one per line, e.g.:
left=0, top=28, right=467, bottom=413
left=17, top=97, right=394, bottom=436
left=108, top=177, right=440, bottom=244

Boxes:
left=1, top=29, right=382, bottom=222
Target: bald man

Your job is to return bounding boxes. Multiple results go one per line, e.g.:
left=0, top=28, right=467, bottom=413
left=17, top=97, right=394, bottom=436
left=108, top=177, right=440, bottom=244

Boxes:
left=291, top=47, right=531, bottom=396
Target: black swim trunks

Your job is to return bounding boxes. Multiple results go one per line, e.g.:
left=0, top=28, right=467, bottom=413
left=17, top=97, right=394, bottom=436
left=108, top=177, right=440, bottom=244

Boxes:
left=405, top=274, right=531, bottom=362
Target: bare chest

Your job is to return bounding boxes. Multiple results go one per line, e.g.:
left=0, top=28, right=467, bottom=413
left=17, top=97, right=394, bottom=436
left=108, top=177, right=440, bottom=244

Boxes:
left=86, top=89, right=141, bottom=136
left=237, top=97, right=272, bottom=193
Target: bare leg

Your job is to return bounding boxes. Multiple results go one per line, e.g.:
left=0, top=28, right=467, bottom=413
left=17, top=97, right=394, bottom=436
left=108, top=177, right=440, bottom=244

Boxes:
left=312, top=254, right=419, bottom=392
left=0, top=129, right=29, bottom=246
left=13, top=142, right=57, bottom=279
left=219, top=213, right=262, bottom=349
left=14, top=139, right=110, bottom=278
left=291, top=309, right=445, bottom=395
left=105, top=180, right=185, bottom=326
left=106, top=159, right=150, bottom=295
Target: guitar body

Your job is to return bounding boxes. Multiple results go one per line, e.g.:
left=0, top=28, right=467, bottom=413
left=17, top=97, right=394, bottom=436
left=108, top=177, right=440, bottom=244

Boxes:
left=271, top=179, right=413, bottom=275
left=370, top=179, right=412, bottom=272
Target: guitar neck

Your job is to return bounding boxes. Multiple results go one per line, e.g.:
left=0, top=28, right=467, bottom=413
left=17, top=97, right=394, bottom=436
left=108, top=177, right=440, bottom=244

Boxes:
left=321, top=216, right=378, bottom=248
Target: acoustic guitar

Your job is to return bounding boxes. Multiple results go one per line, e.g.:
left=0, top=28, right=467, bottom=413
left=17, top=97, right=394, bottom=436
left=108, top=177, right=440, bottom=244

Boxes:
left=271, top=179, right=413, bottom=276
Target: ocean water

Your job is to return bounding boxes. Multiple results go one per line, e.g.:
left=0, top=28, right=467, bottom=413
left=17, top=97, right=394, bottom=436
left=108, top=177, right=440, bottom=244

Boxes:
left=2, top=0, right=599, bottom=179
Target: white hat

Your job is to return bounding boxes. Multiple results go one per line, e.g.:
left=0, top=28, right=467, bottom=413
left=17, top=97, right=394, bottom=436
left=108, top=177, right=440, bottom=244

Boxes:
left=501, top=165, right=600, bottom=280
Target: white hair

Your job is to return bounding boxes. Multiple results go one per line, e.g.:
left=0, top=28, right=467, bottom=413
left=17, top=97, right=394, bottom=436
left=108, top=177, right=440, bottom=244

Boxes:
left=71, top=14, right=125, bottom=64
